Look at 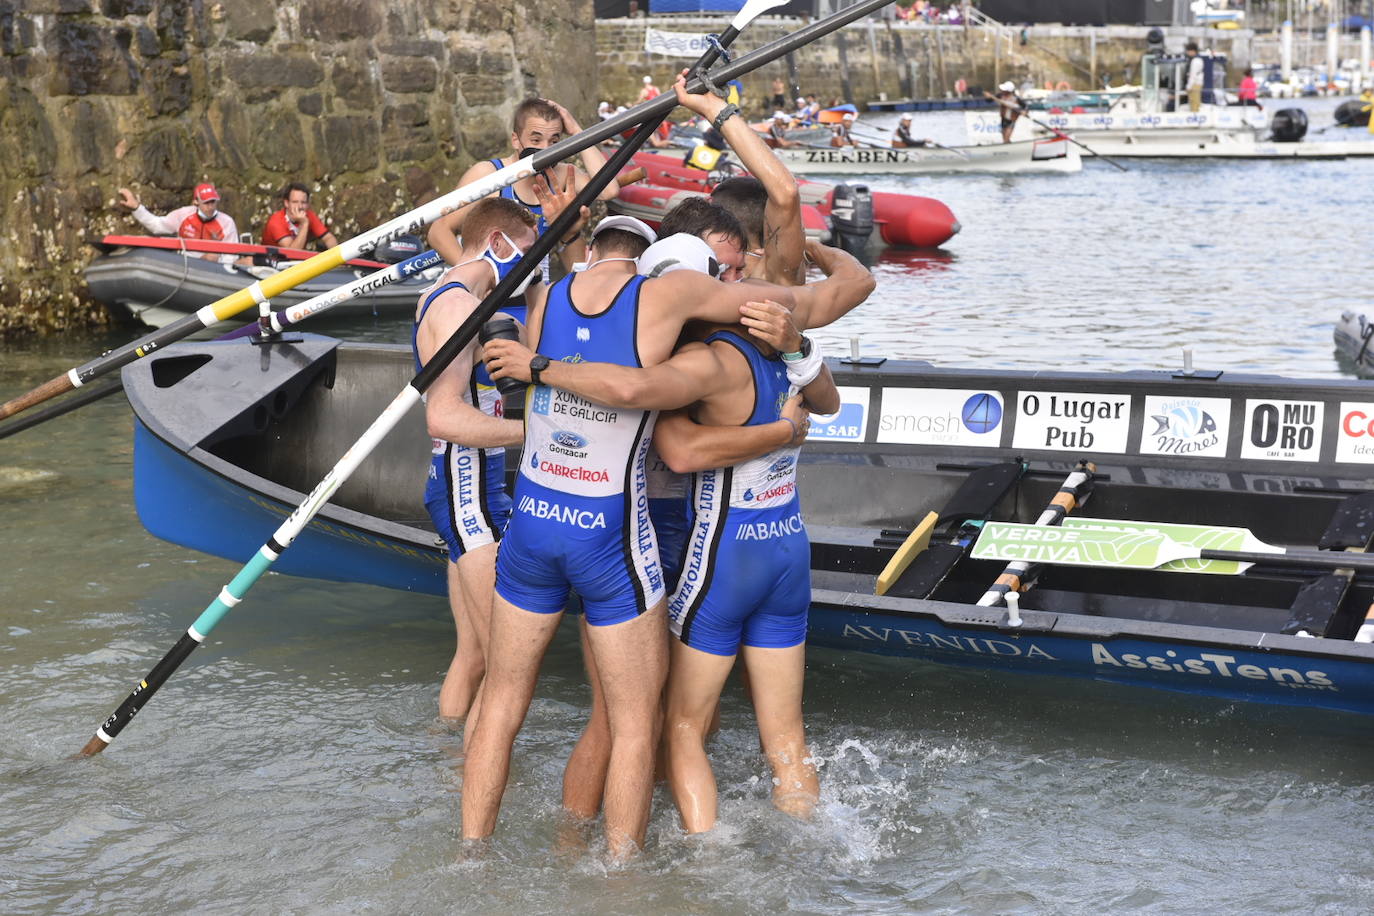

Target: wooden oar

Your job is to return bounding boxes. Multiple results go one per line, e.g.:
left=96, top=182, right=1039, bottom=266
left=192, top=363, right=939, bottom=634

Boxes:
left=971, top=519, right=1374, bottom=575
left=75, top=0, right=888, bottom=758
left=5, top=0, right=887, bottom=427
left=982, top=92, right=1128, bottom=172
left=975, top=460, right=1096, bottom=607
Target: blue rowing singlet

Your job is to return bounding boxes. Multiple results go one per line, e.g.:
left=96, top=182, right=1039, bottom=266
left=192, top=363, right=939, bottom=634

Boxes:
left=413, top=278, right=511, bottom=560
left=668, top=330, right=809, bottom=655
left=494, top=272, right=664, bottom=624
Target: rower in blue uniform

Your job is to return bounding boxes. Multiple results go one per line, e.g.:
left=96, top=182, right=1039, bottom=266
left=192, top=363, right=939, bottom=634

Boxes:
left=411, top=198, right=536, bottom=723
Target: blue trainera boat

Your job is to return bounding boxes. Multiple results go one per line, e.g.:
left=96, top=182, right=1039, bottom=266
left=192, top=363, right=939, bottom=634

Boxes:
left=123, top=335, right=1374, bottom=716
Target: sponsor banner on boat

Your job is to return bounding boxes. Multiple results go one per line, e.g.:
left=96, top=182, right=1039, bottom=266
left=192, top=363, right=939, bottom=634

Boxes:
left=809, top=386, right=870, bottom=442
left=1012, top=391, right=1130, bottom=453
left=876, top=388, right=1004, bottom=447
left=1239, top=399, right=1324, bottom=462
left=1239, top=472, right=1324, bottom=494
left=1335, top=402, right=1374, bottom=463
left=644, top=28, right=711, bottom=58
left=1138, top=395, right=1230, bottom=458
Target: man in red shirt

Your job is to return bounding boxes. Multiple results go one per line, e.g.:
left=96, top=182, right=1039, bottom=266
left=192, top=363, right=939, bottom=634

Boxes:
left=261, top=182, right=339, bottom=250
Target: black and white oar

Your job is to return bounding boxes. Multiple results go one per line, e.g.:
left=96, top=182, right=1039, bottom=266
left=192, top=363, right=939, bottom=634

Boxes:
left=983, top=92, right=1127, bottom=172
left=76, top=0, right=869, bottom=758
left=971, top=518, right=1374, bottom=576
left=975, top=460, right=1095, bottom=612
left=4, top=0, right=894, bottom=429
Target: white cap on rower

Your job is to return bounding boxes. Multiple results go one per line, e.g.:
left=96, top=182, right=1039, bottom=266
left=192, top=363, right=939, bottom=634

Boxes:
left=773, top=110, right=789, bottom=121
left=591, top=214, right=657, bottom=246
left=900, top=112, right=913, bottom=121
left=597, top=100, right=612, bottom=113
left=643, top=75, right=653, bottom=84
left=999, top=81, right=1015, bottom=92
left=842, top=112, right=855, bottom=121
left=637, top=233, right=717, bottom=277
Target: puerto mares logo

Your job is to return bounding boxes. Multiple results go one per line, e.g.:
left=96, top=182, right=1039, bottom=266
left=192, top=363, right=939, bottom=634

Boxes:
left=1139, top=396, right=1230, bottom=458
left=878, top=388, right=1004, bottom=447
left=1240, top=398, right=1324, bottom=462
left=809, top=386, right=870, bottom=442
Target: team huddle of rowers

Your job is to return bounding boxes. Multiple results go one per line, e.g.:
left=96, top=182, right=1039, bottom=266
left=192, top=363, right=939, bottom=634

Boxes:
left=416, top=75, right=875, bottom=859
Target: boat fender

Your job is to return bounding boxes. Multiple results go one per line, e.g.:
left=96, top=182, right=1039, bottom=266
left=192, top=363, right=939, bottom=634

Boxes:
left=1269, top=108, right=1308, bottom=143
left=828, top=183, right=874, bottom=258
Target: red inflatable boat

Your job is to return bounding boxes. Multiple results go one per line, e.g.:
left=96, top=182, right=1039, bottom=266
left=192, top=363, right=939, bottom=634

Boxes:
left=614, top=151, right=960, bottom=250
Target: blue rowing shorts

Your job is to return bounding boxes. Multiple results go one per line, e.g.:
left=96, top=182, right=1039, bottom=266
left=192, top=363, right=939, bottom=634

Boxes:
left=423, top=443, right=510, bottom=562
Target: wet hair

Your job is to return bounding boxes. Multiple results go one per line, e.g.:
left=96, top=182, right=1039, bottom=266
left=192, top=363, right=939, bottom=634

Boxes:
left=590, top=228, right=650, bottom=259
left=461, top=197, right=537, bottom=251
left=658, top=196, right=746, bottom=251
left=281, top=181, right=311, bottom=202
left=709, top=177, right=767, bottom=249
left=513, top=98, right=562, bottom=135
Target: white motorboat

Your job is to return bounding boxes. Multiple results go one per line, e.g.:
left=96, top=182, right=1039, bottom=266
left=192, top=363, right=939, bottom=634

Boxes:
left=768, top=136, right=1082, bottom=175
left=968, top=51, right=1374, bottom=160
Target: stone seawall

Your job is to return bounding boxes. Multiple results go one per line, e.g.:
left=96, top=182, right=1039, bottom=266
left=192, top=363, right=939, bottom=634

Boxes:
left=0, top=0, right=593, bottom=335
left=597, top=18, right=1252, bottom=113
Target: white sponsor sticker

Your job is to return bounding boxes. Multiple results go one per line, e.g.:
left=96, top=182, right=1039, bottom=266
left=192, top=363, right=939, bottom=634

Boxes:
left=876, top=388, right=1005, bottom=447
left=1138, top=396, right=1230, bottom=458
left=1012, top=391, right=1130, bottom=453
left=809, top=386, right=870, bottom=442
left=1240, top=399, right=1324, bottom=461
left=1335, top=402, right=1374, bottom=463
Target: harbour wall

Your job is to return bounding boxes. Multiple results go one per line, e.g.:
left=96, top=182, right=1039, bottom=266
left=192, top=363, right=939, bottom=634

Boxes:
left=596, top=18, right=1254, bottom=110
left=0, top=0, right=594, bottom=335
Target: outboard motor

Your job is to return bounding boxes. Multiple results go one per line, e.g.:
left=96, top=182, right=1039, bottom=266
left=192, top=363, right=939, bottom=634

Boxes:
left=828, top=183, right=874, bottom=258
left=1269, top=108, right=1308, bottom=143
left=1335, top=99, right=1371, bottom=128
left=373, top=234, right=424, bottom=264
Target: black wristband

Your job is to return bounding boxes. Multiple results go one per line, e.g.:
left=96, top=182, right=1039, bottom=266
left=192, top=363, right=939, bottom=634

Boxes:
left=711, top=103, right=740, bottom=133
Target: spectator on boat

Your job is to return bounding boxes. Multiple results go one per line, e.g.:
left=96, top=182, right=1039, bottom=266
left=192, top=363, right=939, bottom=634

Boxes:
left=638, top=75, right=660, bottom=103
left=830, top=112, right=858, bottom=148
left=411, top=197, right=537, bottom=723
left=597, top=100, right=614, bottom=121
left=1237, top=69, right=1262, bottom=109
left=426, top=96, right=616, bottom=280
left=1185, top=41, right=1205, bottom=112
left=892, top=112, right=932, bottom=148
left=994, top=81, right=1025, bottom=143
left=261, top=182, right=339, bottom=251
left=767, top=111, right=799, bottom=149
left=118, top=183, right=239, bottom=258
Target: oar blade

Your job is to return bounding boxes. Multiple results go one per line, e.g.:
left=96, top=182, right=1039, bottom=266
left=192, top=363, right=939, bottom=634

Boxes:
left=1060, top=518, right=1258, bottom=574
left=971, top=521, right=1193, bottom=570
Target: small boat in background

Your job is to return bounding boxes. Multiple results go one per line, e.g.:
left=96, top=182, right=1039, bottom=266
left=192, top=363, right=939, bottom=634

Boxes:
left=124, top=335, right=1374, bottom=717
left=1334, top=310, right=1374, bottom=376
left=613, top=151, right=961, bottom=250
left=85, top=235, right=438, bottom=329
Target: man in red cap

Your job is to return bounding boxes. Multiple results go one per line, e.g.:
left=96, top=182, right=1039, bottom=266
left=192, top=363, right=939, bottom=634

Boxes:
left=118, top=182, right=239, bottom=249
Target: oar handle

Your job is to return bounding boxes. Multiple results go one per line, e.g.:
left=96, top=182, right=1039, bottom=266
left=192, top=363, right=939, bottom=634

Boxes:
left=1203, top=548, right=1374, bottom=573
left=0, top=373, right=74, bottom=421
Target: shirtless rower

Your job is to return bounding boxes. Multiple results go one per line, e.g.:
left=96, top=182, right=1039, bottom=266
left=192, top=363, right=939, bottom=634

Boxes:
left=413, top=198, right=538, bottom=723
left=426, top=97, right=617, bottom=285
left=462, top=212, right=872, bottom=858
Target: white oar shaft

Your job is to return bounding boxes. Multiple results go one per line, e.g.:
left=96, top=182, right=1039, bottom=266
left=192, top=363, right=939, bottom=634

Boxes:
left=976, top=466, right=1094, bottom=608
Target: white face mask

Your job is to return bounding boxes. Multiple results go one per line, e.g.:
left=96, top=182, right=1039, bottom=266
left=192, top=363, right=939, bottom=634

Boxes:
left=574, top=256, right=638, bottom=272
left=454, top=231, right=535, bottom=296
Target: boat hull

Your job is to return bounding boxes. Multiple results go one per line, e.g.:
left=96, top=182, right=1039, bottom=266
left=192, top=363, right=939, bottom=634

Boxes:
left=122, top=337, right=1374, bottom=716
left=85, top=237, right=436, bottom=328
left=770, top=138, right=1081, bottom=175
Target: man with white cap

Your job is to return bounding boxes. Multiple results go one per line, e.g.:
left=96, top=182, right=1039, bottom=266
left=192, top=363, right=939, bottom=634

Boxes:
left=892, top=112, right=928, bottom=149
left=831, top=111, right=857, bottom=148
left=638, top=74, right=660, bottom=103
left=995, top=80, right=1025, bottom=143
left=465, top=205, right=872, bottom=857
left=766, top=110, right=797, bottom=149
